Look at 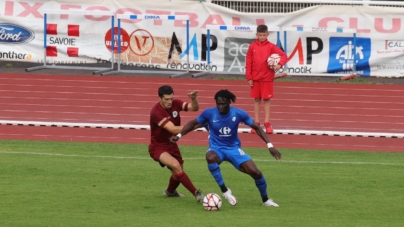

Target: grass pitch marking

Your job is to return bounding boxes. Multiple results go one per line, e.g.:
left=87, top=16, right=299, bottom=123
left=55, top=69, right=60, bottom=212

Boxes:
left=1, top=151, right=403, bottom=166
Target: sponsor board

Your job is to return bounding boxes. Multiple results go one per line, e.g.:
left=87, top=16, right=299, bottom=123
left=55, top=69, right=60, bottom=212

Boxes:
left=0, top=23, right=35, bottom=44
left=327, top=37, right=371, bottom=76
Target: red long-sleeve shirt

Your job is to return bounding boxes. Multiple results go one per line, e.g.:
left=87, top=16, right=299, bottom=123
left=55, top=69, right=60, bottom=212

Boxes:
left=245, top=39, right=287, bottom=82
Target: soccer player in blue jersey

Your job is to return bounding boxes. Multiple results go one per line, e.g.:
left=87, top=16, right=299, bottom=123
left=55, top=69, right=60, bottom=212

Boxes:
left=170, top=89, right=282, bottom=207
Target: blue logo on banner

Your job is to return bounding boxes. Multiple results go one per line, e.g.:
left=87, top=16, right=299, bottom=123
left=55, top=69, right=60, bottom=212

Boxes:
left=0, top=23, right=35, bottom=44
left=327, top=37, right=371, bottom=76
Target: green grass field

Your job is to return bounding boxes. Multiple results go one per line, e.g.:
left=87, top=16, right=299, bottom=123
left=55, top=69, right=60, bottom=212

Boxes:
left=1, top=140, right=403, bottom=227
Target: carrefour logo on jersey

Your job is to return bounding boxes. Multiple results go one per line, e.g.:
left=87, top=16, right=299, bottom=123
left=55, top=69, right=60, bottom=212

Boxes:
left=219, top=127, right=232, bottom=137
left=0, top=23, right=35, bottom=44
left=327, top=37, right=371, bottom=76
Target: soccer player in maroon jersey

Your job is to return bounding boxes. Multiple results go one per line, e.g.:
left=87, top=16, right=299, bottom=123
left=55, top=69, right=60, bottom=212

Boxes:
left=148, top=85, right=203, bottom=202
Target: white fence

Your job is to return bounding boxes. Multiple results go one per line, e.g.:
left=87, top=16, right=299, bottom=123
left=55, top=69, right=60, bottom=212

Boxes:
left=208, top=0, right=404, bottom=13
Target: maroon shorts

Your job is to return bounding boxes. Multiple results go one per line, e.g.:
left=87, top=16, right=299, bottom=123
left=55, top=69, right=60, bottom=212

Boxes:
left=250, top=81, right=274, bottom=99
left=148, top=144, right=184, bottom=167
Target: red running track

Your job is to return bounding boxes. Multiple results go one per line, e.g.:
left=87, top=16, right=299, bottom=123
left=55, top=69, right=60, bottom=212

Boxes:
left=0, top=73, right=403, bottom=152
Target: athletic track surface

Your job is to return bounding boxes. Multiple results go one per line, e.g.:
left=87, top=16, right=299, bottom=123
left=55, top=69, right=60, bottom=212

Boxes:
left=1, top=73, right=403, bottom=152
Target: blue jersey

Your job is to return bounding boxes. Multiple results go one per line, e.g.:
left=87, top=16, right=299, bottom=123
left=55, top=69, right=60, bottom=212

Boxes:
left=196, top=106, right=254, bottom=149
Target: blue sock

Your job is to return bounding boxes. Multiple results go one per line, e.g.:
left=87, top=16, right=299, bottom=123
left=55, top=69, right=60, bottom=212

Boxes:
left=208, top=163, right=224, bottom=186
left=255, top=176, right=268, bottom=197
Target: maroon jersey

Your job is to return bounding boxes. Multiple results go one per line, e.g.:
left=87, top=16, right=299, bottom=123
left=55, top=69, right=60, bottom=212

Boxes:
left=149, top=99, right=188, bottom=150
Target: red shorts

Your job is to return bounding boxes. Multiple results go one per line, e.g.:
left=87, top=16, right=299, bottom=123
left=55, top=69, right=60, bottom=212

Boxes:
left=250, top=81, right=274, bottom=99
left=148, top=144, right=184, bottom=167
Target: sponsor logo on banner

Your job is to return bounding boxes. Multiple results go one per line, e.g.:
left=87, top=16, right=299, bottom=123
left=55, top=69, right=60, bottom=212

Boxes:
left=374, top=40, right=404, bottom=75
left=104, top=27, right=130, bottom=54
left=0, top=23, right=35, bottom=44
left=113, top=28, right=180, bottom=69
left=274, top=37, right=314, bottom=74
left=311, top=27, right=328, bottom=32
left=130, top=29, right=154, bottom=56
left=145, top=15, right=161, bottom=20
left=234, top=26, right=253, bottom=31
left=375, top=40, right=404, bottom=54
left=0, top=51, right=32, bottom=60
left=327, top=37, right=371, bottom=76
left=223, top=37, right=254, bottom=73
left=385, top=40, right=404, bottom=50
left=46, top=24, right=80, bottom=57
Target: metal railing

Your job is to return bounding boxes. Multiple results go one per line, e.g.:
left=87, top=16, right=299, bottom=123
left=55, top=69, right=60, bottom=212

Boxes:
left=207, top=0, right=404, bottom=13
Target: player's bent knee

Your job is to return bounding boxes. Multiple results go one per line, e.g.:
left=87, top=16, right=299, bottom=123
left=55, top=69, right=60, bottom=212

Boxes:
left=167, top=161, right=183, bottom=173
left=206, top=151, right=219, bottom=163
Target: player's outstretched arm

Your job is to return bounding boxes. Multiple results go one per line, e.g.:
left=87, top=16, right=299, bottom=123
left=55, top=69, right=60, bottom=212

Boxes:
left=170, top=119, right=200, bottom=143
left=163, top=121, right=184, bottom=135
left=250, top=122, right=282, bottom=160
left=187, top=91, right=199, bottom=111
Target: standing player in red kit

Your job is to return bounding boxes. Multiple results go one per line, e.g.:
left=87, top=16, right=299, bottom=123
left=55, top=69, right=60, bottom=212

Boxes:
left=246, top=24, right=287, bottom=134
left=149, top=85, right=204, bottom=202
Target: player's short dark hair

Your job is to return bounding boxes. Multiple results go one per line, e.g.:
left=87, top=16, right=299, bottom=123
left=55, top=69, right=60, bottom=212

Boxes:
left=257, top=24, right=268, bottom=33
left=158, top=85, right=174, bottom=97
left=214, top=89, right=236, bottom=103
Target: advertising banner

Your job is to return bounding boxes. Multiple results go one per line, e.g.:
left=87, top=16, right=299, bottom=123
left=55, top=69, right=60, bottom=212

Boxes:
left=0, top=0, right=403, bottom=77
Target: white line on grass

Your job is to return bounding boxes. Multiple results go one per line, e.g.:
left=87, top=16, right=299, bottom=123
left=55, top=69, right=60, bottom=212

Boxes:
left=1, top=151, right=403, bottom=166
left=0, top=151, right=149, bottom=160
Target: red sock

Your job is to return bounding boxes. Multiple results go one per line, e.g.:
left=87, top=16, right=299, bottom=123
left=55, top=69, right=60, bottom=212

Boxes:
left=175, top=172, right=197, bottom=195
left=166, top=175, right=181, bottom=194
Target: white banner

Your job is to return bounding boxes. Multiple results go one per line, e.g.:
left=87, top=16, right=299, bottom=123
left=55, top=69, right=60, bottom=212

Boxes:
left=0, top=0, right=403, bottom=77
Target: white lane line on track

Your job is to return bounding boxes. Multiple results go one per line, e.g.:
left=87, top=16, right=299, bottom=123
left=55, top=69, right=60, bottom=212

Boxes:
left=2, top=90, right=403, bottom=105
left=1, top=120, right=404, bottom=138
left=2, top=98, right=404, bottom=114
left=1, top=151, right=403, bottom=166
left=2, top=112, right=404, bottom=127
left=2, top=83, right=404, bottom=98
left=2, top=76, right=404, bottom=92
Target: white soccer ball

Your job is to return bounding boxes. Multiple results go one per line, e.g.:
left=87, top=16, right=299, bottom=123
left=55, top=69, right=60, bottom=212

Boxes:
left=203, top=193, right=222, bottom=211
left=267, top=53, right=280, bottom=69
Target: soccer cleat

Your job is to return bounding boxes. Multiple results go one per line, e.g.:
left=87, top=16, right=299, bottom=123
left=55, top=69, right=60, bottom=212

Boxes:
left=194, top=189, right=204, bottom=202
left=223, top=188, right=237, bottom=206
left=163, top=189, right=184, bottom=197
left=264, top=122, right=273, bottom=134
left=262, top=199, right=279, bottom=207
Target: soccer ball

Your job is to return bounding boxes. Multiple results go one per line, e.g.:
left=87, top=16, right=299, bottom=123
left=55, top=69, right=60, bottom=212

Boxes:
left=267, top=53, right=280, bottom=69
left=203, top=193, right=222, bottom=211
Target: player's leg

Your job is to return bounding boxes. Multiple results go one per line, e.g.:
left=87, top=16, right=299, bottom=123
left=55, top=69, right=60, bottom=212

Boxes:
left=160, top=152, right=203, bottom=202
left=250, top=81, right=262, bottom=133
left=263, top=99, right=271, bottom=122
left=254, top=98, right=261, bottom=123
left=239, top=160, right=279, bottom=207
left=165, top=174, right=182, bottom=197
left=261, top=81, right=274, bottom=134
left=206, top=150, right=237, bottom=206
left=263, top=99, right=273, bottom=134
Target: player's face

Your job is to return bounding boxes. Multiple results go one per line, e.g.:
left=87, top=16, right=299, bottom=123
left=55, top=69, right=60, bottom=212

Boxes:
left=160, top=94, right=174, bottom=109
left=256, top=31, right=269, bottom=42
left=216, top=97, right=230, bottom=114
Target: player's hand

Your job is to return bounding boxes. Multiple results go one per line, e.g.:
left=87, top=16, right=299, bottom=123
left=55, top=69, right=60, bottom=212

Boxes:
left=169, top=135, right=179, bottom=144
left=248, top=80, right=253, bottom=87
left=188, top=91, right=198, bottom=99
left=273, top=65, right=281, bottom=71
left=269, top=147, right=282, bottom=160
